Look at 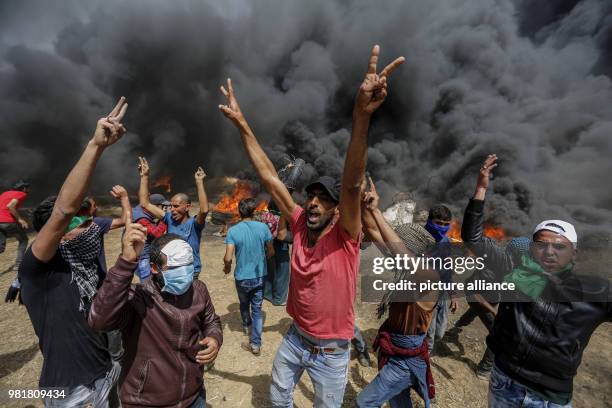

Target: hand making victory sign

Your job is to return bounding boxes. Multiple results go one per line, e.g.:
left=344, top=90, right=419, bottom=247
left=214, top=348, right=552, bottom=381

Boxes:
left=92, top=96, right=129, bottom=148
left=354, top=45, right=405, bottom=116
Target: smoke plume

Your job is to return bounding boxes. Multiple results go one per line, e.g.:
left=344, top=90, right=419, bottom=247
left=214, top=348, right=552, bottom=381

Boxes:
left=1, top=0, right=611, bottom=239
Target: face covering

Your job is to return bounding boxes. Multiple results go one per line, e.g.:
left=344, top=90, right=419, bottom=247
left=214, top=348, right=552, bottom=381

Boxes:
left=425, top=218, right=450, bottom=242
left=161, top=264, right=194, bottom=295
left=59, top=222, right=102, bottom=312
left=65, top=216, right=92, bottom=233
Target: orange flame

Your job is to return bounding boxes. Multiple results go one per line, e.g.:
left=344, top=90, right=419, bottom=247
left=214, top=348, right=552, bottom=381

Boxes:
left=214, top=180, right=268, bottom=221
left=152, top=175, right=172, bottom=193
left=447, top=221, right=508, bottom=242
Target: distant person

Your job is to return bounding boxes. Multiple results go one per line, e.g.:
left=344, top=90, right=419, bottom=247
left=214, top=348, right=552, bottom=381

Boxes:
left=138, top=157, right=209, bottom=279
left=224, top=198, right=274, bottom=355
left=131, top=193, right=168, bottom=281
left=2, top=180, right=30, bottom=302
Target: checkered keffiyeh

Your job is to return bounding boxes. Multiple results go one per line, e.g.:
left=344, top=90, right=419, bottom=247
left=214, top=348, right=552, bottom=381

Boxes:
left=59, top=222, right=102, bottom=313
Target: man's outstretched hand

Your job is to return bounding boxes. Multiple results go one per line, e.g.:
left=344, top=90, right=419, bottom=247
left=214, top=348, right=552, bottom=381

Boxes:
left=110, top=185, right=128, bottom=200
left=218, top=78, right=246, bottom=127
left=121, top=222, right=147, bottom=263
left=92, top=97, right=129, bottom=148
left=138, top=156, right=150, bottom=177
left=476, top=154, right=498, bottom=192
left=354, top=45, right=405, bottom=116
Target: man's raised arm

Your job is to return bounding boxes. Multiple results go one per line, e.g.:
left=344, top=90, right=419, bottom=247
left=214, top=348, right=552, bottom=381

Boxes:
left=218, top=79, right=295, bottom=220
left=194, top=166, right=209, bottom=225
left=340, top=45, right=405, bottom=240
left=109, top=185, right=131, bottom=229
left=32, top=97, right=128, bottom=262
left=137, top=156, right=165, bottom=220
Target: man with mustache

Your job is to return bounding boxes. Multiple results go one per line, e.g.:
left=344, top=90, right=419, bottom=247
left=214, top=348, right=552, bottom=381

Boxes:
left=219, top=45, right=405, bottom=407
left=19, top=97, right=128, bottom=407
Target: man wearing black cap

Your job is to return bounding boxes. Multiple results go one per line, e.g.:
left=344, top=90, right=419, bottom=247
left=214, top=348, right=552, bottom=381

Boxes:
left=1, top=180, right=30, bottom=302
left=219, top=45, right=405, bottom=407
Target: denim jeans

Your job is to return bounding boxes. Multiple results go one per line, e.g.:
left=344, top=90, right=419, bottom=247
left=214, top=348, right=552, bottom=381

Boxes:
left=488, top=364, right=572, bottom=408
left=44, top=361, right=121, bottom=407
left=270, top=324, right=350, bottom=408
left=264, top=240, right=290, bottom=305
left=427, top=293, right=450, bottom=353
left=235, top=277, right=264, bottom=347
left=0, top=222, right=28, bottom=270
left=188, top=388, right=206, bottom=408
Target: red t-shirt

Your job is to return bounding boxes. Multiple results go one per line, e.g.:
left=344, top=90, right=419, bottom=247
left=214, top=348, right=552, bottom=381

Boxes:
left=287, top=206, right=361, bottom=340
left=0, top=190, right=27, bottom=223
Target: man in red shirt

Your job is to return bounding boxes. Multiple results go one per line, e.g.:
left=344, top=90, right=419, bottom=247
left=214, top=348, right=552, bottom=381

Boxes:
left=219, top=45, right=404, bottom=407
left=1, top=180, right=30, bottom=302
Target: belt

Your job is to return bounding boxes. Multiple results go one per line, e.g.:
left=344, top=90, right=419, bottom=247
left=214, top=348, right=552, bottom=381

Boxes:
left=294, top=330, right=348, bottom=355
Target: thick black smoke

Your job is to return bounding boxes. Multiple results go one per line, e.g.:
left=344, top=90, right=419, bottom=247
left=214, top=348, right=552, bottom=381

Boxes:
left=1, top=0, right=611, bottom=240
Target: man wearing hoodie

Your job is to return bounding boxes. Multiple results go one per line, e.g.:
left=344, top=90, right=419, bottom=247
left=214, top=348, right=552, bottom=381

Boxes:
left=89, top=232, right=222, bottom=407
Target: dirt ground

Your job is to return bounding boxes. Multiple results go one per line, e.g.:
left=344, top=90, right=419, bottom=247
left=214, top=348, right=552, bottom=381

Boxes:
left=0, top=213, right=610, bottom=407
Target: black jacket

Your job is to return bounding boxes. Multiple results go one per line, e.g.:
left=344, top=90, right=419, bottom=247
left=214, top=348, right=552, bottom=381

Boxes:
left=461, top=198, right=611, bottom=395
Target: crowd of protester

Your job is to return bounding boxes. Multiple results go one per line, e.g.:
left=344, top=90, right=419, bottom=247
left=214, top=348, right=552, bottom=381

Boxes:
left=1, top=45, right=610, bottom=408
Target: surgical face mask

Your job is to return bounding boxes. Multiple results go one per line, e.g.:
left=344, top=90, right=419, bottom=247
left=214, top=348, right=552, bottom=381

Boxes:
left=161, top=264, right=194, bottom=295
left=425, top=218, right=450, bottom=242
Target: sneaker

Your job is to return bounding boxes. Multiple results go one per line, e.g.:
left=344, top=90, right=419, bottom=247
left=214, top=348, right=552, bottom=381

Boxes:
left=241, top=341, right=261, bottom=356
left=357, top=350, right=372, bottom=368
left=242, top=326, right=249, bottom=336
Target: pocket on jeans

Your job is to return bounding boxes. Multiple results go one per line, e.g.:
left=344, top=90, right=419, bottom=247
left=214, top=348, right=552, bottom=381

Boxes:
left=322, top=352, right=349, bottom=372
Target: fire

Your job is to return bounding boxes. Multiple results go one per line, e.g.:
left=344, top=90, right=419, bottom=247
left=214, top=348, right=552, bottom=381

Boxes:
left=214, top=180, right=268, bottom=220
left=152, top=175, right=172, bottom=193
left=447, top=221, right=508, bottom=242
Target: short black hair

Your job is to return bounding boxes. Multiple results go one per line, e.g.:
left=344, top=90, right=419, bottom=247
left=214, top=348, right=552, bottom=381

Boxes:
left=173, top=193, right=191, bottom=204
left=428, top=204, right=452, bottom=221
left=238, top=198, right=257, bottom=218
left=33, top=196, right=57, bottom=232
left=149, top=234, right=185, bottom=268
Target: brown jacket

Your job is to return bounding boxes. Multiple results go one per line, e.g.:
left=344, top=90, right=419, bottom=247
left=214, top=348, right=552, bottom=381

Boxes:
left=88, top=257, right=223, bottom=408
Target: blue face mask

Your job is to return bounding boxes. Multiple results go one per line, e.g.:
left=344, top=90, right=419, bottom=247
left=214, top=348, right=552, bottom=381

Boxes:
left=425, top=218, right=450, bottom=242
left=161, top=264, right=194, bottom=295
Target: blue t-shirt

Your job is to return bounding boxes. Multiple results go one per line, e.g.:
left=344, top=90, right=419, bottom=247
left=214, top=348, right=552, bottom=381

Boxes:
left=163, top=213, right=204, bottom=273
left=225, top=220, right=273, bottom=281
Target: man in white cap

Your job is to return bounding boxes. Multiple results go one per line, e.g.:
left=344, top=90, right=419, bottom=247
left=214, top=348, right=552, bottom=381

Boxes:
left=462, top=154, right=611, bottom=408
left=89, top=231, right=222, bottom=408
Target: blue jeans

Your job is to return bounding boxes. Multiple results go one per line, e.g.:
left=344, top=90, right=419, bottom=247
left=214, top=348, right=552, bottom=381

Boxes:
left=488, top=363, right=572, bottom=408
left=270, top=324, right=350, bottom=407
left=427, top=293, right=449, bottom=353
left=264, top=240, right=290, bottom=305
left=235, top=277, right=264, bottom=347
left=356, top=333, right=430, bottom=408
left=188, top=388, right=206, bottom=408
left=44, top=361, right=121, bottom=407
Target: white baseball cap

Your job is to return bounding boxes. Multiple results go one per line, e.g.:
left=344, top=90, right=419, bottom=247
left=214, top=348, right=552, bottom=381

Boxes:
left=533, top=220, right=577, bottom=248
left=161, top=239, right=194, bottom=267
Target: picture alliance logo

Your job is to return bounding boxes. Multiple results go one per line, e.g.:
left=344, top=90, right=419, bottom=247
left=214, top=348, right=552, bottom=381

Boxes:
left=371, top=254, right=486, bottom=275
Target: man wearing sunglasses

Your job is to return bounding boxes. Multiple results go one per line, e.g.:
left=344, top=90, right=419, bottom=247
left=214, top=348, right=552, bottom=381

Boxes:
left=462, top=154, right=611, bottom=408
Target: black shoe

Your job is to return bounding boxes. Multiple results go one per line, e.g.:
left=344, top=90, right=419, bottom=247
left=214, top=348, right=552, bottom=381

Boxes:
left=357, top=350, right=372, bottom=368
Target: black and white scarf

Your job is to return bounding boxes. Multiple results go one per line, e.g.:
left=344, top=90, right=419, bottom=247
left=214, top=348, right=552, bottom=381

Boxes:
left=59, top=222, right=102, bottom=313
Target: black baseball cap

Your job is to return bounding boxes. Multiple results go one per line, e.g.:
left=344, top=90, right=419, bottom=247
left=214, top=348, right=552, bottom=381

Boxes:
left=305, top=176, right=340, bottom=203
left=149, top=194, right=167, bottom=206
